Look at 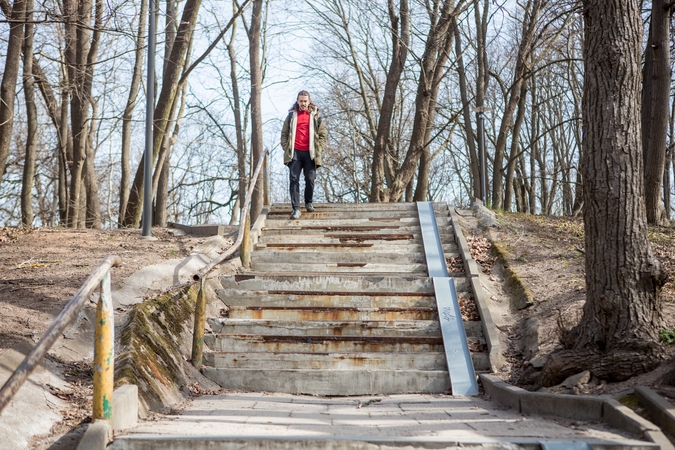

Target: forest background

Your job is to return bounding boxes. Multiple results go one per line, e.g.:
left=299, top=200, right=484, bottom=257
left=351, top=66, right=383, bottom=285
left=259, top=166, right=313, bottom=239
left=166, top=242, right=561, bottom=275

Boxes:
left=3, top=0, right=672, bottom=230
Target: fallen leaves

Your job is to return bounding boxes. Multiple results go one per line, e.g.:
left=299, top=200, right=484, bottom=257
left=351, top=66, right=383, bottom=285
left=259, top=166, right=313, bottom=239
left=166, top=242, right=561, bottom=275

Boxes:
left=466, top=235, right=497, bottom=275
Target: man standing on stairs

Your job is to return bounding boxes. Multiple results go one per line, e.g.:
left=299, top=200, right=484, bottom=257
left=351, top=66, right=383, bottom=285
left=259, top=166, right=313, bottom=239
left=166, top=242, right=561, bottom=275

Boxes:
left=281, top=90, right=327, bottom=219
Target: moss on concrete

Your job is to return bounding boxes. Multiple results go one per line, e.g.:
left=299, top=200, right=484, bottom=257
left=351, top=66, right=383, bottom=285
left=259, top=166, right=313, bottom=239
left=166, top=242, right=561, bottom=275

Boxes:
left=115, top=284, right=199, bottom=414
left=489, top=237, right=535, bottom=310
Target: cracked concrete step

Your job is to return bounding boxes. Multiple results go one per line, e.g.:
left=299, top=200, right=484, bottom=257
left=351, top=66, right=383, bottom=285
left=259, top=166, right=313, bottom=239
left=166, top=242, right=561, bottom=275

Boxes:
left=250, top=250, right=429, bottom=264
left=269, top=202, right=449, bottom=212
left=260, top=226, right=421, bottom=237
left=203, top=334, right=453, bottom=353
left=262, top=217, right=452, bottom=228
left=224, top=306, right=439, bottom=321
left=265, top=211, right=419, bottom=221
left=253, top=242, right=460, bottom=254
left=202, top=351, right=444, bottom=370
left=200, top=367, right=451, bottom=395
left=202, top=350, right=491, bottom=373
left=258, top=234, right=423, bottom=245
left=218, top=274, right=463, bottom=292
left=207, top=318, right=442, bottom=336
left=250, top=262, right=428, bottom=274
left=216, top=290, right=438, bottom=308
left=207, top=318, right=484, bottom=338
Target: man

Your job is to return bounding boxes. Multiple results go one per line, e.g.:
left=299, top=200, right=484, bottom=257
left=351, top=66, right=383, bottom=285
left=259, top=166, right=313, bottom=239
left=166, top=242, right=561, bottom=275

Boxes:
left=280, top=90, right=327, bottom=219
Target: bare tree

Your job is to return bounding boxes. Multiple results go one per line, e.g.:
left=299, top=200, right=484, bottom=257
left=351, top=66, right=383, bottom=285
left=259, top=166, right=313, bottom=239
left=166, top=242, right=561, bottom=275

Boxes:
left=20, top=0, right=36, bottom=226
left=370, top=0, right=410, bottom=202
left=540, top=0, right=669, bottom=386
left=641, top=0, right=672, bottom=225
left=0, top=0, right=27, bottom=179
left=248, top=0, right=264, bottom=225
left=119, top=0, right=148, bottom=226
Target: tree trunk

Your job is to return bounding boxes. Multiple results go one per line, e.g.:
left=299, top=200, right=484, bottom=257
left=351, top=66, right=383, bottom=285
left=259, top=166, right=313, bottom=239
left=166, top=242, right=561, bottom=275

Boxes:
left=388, top=0, right=461, bottom=202
left=454, top=18, right=479, bottom=200
left=0, top=0, right=27, bottom=179
left=119, top=0, right=148, bottom=226
left=248, top=0, right=264, bottom=225
left=123, top=0, right=202, bottom=227
left=491, top=0, right=541, bottom=210
left=228, top=6, right=247, bottom=221
left=20, top=0, right=35, bottom=226
left=641, top=0, right=670, bottom=225
left=541, top=0, right=669, bottom=387
left=65, top=0, right=91, bottom=227
left=503, top=83, right=528, bottom=212
left=83, top=0, right=103, bottom=228
left=370, top=0, right=409, bottom=202
left=85, top=101, right=101, bottom=228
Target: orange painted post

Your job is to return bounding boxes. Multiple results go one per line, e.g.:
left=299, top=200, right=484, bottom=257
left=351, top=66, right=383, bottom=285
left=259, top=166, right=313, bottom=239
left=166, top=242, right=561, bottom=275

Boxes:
left=191, top=278, right=207, bottom=369
left=93, top=270, right=114, bottom=422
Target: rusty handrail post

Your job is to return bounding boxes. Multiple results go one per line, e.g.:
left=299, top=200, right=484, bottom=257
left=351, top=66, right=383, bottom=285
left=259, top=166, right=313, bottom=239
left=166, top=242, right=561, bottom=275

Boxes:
left=263, top=148, right=271, bottom=206
left=193, top=147, right=269, bottom=282
left=240, top=214, right=252, bottom=268
left=0, top=255, right=121, bottom=415
left=190, top=278, right=207, bottom=369
left=93, top=269, right=114, bottom=423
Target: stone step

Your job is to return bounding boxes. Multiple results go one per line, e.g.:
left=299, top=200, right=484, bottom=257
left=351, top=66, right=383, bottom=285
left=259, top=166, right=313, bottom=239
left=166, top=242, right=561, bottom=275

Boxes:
left=207, top=318, right=485, bottom=338
left=250, top=261, right=429, bottom=274
left=203, top=334, right=450, bottom=353
left=225, top=306, right=439, bottom=321
left=219, top=273, right=470, bottom=293
left=269, top=202, right=449, bottom=212
left=253, top=242, right=459, bottom=254
left=202, top=350, right=490, bottom=372
left=264, top=217, right=452, bottom=227
left=202, top=351, right=445, bottom=370
left=267, top=210, right=420, bottom=220
left=201, top=367, right=451, bottom=395
left=215, top=290, right=438, bottom=308
left=262, top=223, right=421, bottom=236
left=250, top=250, right=428, bottom=264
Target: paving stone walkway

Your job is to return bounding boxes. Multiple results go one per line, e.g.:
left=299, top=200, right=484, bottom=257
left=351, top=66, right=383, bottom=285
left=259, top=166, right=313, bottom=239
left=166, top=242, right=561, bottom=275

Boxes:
left=116, top=392, right=649, bottom=446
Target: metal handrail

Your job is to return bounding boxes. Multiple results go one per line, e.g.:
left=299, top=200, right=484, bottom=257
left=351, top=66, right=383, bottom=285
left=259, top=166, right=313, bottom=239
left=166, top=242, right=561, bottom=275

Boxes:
left=0, top=255, right=122, bottom=421
left=193, top=147, right=269, bottom=281
left=190, top=148, right=269, bottom=368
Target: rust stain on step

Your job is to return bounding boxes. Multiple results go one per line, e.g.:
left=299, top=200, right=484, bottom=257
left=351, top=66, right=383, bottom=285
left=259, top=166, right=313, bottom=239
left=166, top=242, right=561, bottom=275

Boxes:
left=266, top=290, right=434, bottom=297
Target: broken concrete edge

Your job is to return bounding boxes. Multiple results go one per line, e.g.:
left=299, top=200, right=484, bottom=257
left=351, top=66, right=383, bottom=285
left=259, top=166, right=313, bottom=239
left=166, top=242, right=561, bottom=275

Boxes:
left=74, top=385, right=140, bottom=450
left=167, top=222, right=239, bottom=237
left=470, top=277, right=505, bottom=372
left=479, top=374, right=674, bottom=449
left=76, top=419, right=111, bottom=450
left=449, top=207, right=504, bottom=373
left=249, top=206, right=269, bottom=250
left=112, top=384, right=139, bottom=431
left=634, top=387, right=675, bottom=443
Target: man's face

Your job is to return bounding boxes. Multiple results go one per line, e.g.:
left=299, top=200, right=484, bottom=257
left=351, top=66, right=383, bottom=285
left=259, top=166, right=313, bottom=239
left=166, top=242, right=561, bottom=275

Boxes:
left=297, top=95, right=310, bottom=111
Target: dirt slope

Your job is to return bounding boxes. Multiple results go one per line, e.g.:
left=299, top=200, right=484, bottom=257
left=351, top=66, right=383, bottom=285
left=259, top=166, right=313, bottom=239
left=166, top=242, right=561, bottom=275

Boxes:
left=1, top=213, right=675, bottom=447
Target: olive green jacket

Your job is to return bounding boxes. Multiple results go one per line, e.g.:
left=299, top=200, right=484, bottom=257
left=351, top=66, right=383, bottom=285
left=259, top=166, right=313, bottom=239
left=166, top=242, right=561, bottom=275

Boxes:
left=280, top=106, right=327, bottom=168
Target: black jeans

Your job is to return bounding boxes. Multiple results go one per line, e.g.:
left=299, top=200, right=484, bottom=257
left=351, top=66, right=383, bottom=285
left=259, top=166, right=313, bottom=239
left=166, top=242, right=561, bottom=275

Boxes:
left=288, top=150, right=315, bottom=210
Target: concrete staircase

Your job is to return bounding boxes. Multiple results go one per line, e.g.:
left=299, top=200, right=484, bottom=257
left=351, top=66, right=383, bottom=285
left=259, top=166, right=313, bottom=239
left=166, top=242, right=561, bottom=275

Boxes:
left=201, top=202, right=488, bottom=395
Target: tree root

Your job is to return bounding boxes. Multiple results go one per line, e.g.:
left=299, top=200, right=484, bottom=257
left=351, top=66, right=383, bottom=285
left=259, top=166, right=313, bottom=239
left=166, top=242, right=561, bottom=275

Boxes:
left=538, top=346, right=664, bottom=388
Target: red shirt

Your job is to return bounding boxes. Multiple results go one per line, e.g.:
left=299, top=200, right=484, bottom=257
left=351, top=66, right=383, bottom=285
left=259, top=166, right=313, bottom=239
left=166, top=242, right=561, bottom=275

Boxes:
left=294, top=110, right=310, bottom=151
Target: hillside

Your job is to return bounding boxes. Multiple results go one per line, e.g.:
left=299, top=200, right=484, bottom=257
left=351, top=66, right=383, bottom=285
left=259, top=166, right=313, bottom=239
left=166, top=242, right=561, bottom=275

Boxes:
left=1, top=211, right=675, bottom=447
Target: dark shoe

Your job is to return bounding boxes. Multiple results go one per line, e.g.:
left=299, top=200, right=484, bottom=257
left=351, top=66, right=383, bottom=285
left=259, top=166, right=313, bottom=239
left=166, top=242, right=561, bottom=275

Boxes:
left=290, top=209, right=301, bottom=219
left=305, top=202, right=315, bottom=212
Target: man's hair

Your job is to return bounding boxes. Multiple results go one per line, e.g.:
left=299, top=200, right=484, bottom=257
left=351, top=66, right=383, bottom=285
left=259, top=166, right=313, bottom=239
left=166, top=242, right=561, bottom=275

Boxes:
left=292, top=90, right=318, bottom=111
